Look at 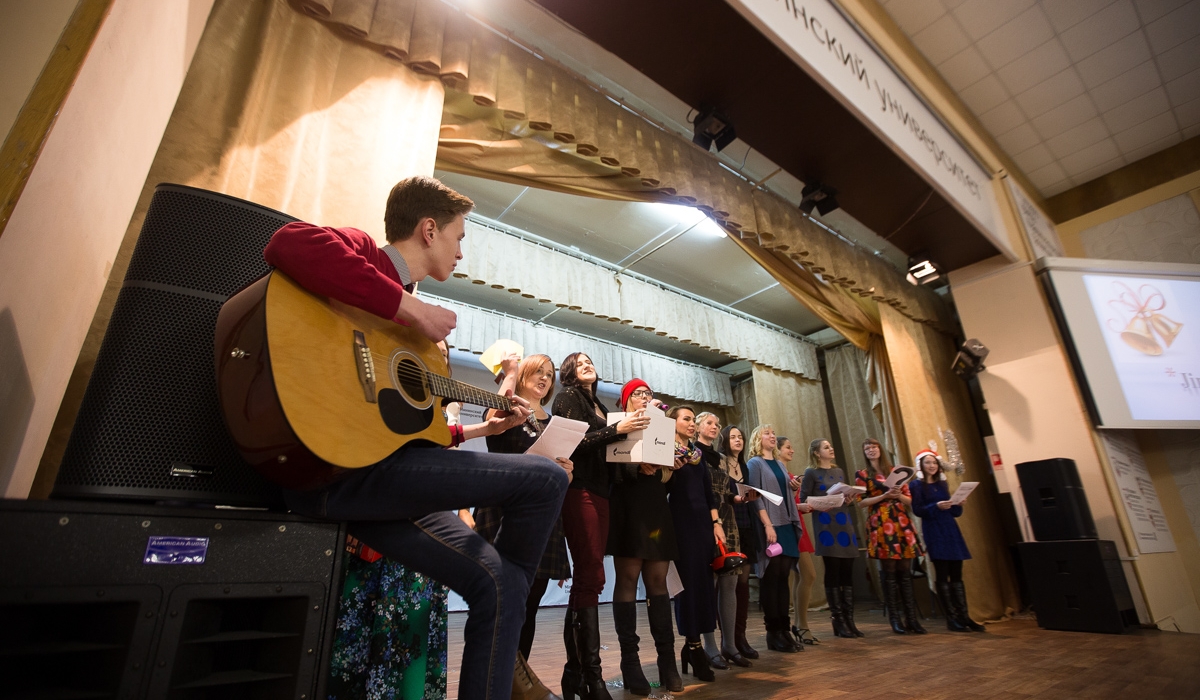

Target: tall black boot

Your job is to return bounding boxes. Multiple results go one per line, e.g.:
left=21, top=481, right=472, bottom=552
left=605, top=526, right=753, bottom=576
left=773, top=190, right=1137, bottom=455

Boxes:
left=896, top=568, right=927, bottom=634
left=646, top=594, right=683, bottom=692
left=951, top=582, right=987, bottom=632
left=882, top=571, right=906, bottom=635
left=561, top=608, right=583, bottom=700
left=937, top=582, right=968, bottom=632
left=574, top=607, right=614, bottom=700
left=734, top=578, right=759, bottom=659
left=840, top=586, right=864, bottom=637
left=611, top=602, right=650, bottom=696
left=825, top=587, right=852, bottom=638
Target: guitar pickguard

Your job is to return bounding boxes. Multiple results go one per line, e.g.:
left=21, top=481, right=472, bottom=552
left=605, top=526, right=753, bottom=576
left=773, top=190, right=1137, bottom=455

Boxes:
left=377, top=388, right=435, bottom=435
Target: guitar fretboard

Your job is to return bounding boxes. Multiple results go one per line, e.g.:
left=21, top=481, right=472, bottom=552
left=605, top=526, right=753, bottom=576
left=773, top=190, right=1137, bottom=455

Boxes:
left=425, top=372, right=513, bottom=411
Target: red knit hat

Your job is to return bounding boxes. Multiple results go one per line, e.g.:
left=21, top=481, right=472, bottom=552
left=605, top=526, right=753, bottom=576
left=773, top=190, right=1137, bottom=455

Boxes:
left=620, top=378, right=649, bottom=409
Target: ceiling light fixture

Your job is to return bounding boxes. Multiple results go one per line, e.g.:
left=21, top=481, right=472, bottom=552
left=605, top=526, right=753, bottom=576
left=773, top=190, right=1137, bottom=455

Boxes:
left=905, top=253, right=941, bottom=285
left=799, top=181, right=839, bottom=216
left=691, top=105, right=737, bottom=153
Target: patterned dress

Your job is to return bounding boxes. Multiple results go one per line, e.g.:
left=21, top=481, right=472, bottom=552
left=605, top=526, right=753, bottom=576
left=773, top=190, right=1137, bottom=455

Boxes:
left=799, top=467, right=858, bottom=558
left=702, top=442, right=739, bottom=555
left=327, top=555, right=449, bottom=700
left=855, top=469, right=922, bottom=560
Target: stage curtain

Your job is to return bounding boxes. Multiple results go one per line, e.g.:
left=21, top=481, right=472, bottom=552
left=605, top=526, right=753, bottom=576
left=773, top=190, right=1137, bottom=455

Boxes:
left=35, top=0, right=446, bottom=490
left=730, top=378, right=759, bottom=438
left=825, top=344, right=888, bottom=467
left=750, top=363, right=831, bottom=455
left=880, top=304, right=1022, bottom=620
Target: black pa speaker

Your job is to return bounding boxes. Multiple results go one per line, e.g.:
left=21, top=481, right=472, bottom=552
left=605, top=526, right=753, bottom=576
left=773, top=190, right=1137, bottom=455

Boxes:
left=0, top=498, right=345, bottom=699
left=1015, top=458, right=1098, bottom=541
left=53, top=184, right=297, bottom=507
left=1016, top=539, right=1137, bottom=634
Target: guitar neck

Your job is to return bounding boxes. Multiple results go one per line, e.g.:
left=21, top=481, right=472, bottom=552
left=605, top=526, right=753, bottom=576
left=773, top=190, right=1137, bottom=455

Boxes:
left=427, top=373, right=513, bottom=412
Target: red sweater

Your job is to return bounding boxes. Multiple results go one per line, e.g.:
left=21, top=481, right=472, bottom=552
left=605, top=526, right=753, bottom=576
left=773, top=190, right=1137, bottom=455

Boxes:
left=263, top=222, right=407, bottom=321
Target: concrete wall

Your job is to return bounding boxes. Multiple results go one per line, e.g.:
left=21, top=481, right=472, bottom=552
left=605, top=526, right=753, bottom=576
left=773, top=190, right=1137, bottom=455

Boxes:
left=0, top=0, right=215, bottom=497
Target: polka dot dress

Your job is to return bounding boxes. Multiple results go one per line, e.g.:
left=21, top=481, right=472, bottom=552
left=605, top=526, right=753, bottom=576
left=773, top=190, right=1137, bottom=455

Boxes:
left=800, top=466, right=859, bottom=558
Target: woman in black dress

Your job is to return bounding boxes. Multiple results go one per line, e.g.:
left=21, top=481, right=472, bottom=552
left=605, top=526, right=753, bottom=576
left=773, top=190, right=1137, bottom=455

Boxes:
left=719, top=425, right=761, bottom=660
left=552, top=353, right=649, bottom=700
left=606, top=379, right=682, bottom=695
left=666, top=405, right=724, bottom=682
left=471, top=354, right=574, bottom=698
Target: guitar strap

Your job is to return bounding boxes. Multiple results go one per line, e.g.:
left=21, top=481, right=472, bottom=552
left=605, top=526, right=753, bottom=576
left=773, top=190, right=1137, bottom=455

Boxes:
left=381, top=244, right=415, bottom=293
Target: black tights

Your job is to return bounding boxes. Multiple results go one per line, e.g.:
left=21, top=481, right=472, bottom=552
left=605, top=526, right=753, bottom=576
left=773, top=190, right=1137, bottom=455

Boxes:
left=822, top=555, right=855, bottom=587
left=761, top=554, right=798, bottom=624
left=931, top=559, right=963, bottom=584
left=878, top=558, right=909, bottom=574
left=518, top=577, right=551, bottom=659
left=612, top=556, right=670, bottom=603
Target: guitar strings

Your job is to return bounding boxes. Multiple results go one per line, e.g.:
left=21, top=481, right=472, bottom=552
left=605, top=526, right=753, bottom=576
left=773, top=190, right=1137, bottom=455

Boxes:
left=362, top=352, right=512, bottom=408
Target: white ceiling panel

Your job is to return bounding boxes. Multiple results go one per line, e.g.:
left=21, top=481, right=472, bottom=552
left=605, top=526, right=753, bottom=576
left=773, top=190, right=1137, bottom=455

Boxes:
left=886, top=0, right=1200, bottom=197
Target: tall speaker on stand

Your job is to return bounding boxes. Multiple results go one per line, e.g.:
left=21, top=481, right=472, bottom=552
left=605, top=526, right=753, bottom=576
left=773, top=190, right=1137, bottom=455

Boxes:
left=53, top=184, right=297, bottom=508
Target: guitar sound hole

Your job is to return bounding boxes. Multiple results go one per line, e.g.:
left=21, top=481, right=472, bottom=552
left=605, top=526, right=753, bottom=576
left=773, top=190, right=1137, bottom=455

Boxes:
left=396, top=358, right=427, bottom=402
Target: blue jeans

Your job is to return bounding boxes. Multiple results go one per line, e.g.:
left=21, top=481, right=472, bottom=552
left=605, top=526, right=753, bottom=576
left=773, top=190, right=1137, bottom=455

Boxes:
left=284, top=447, right=568, bottom=700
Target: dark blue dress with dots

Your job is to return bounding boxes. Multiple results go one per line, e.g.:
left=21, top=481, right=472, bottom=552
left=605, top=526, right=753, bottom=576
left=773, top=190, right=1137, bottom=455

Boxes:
left=799, top=466, right=859, bottom=558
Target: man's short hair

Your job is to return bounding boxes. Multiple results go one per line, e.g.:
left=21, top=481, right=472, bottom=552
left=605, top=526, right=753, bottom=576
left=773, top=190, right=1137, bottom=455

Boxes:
left=384, top=176, right=475, bottom=243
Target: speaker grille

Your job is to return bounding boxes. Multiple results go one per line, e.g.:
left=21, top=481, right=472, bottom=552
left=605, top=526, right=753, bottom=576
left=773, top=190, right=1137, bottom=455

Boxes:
left=54, top=185, right=296, bottom=506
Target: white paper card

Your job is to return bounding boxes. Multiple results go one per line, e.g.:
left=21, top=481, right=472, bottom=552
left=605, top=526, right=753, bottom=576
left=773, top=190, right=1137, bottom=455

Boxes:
left=805, top=494, right=845, bottom=510
left=736, top=482, right=784, bottom=506
left=666, top=561, right=685, bottom=598
left=827, top=483, right=865, bottom=497
left=525, top=416, right=589, bottom=461
left=605, top=411, right=674, bottom=466
left=947, top=481, right=979, bottom=505
left=883, top=466, right=916, bottom=489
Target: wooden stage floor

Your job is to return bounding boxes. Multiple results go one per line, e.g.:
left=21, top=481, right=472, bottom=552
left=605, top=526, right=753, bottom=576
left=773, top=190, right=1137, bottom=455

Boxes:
left=447, top=603, right=1200, bottom=698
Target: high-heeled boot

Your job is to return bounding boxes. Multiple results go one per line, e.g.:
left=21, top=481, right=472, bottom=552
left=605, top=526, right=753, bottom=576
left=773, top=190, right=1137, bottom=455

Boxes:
left=611, top=601, right=650, bottom=696
left=561, top=608, right=583, bottom=700
left=572, top=607, right=613, bottom=700
left=937, top=582, right=968, bottom=632
left=513, top=651, right=563, bottom=700
left=646, top=594, right=683, bottom=692
left=679, top=640, right=715, bottom=681
left=951, top=582, right=986, bottom=632
left=825, top=587, right=853, bottom=638
left=839, top=586, right=864, bottom=637
left=896, top=568, right=927, bottom=634
left=733, top=578, right=759, bottom=659
left=882, top=571, right=907, bottom=635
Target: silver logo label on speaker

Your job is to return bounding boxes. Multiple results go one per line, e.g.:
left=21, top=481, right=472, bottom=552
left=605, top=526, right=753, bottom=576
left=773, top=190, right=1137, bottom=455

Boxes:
left=170, top=463, right=214, bottom=478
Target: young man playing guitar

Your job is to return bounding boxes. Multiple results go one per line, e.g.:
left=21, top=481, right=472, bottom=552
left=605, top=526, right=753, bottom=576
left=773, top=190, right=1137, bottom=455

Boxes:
left=261, top=176, right=569, bottom=699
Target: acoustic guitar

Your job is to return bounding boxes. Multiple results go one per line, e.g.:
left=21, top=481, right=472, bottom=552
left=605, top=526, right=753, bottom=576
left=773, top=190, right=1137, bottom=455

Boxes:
left=214, top=270, right=515, bottom=491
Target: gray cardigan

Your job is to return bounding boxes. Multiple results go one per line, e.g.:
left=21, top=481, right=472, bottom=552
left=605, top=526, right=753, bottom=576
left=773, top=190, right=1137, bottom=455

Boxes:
left=747, top=456, right=801, bottom=527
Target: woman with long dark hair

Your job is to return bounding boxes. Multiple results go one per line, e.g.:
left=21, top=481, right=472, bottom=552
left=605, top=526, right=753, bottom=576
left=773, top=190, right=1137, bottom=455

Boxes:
left=909, top=450, right=985, bottom=632
left=552, top=353, right=649, bottom=700
left=606, top=379, right=683, bottom=695
left=856, top=438, right=925, bottom=635
left=666, top=406, right=723, bottom=682
left=799, top=437, right=863, bottom=638
left=471, top=354, right=574, bottom=699
left=718, top=425, right=761, bottom=660
left=746, top=425, right=803, bottom=653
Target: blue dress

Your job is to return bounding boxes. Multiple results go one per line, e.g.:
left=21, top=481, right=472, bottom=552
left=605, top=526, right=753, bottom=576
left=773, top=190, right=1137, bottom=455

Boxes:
left=909, top=480, right=971, bottom=561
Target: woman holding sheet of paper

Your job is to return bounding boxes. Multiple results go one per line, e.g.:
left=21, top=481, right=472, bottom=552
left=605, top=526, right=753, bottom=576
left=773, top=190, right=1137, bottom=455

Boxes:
left=747, top=425, right=804, bottom=654
left=799, top=438, right=863, bottom=639
left=605, top=379, right=683, bottom=695
left=719, top=425, right=762, bottom=661
left=909, top=450, right=985, bottom=632
left=856, top=438, right=925, bottom=635
left=553, top=353, right=652, bottom=700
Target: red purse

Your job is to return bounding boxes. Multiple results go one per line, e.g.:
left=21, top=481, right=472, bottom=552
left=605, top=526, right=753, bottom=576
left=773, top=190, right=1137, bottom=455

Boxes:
left=711, top=540, right=749, bottom=573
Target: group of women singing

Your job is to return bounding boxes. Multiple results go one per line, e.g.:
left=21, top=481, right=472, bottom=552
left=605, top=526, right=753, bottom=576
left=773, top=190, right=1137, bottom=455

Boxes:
left=477, top=351, right=984, bottom=700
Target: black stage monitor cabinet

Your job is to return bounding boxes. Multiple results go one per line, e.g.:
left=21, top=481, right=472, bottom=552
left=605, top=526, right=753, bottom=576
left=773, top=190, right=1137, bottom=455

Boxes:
left=0, top=498, right=344, bottom=699
left=1015, top=458, right=1098, bottom=541
left=53, top=184, right=297, bottom=508
left=1016, top=539, right=1137, bottom=634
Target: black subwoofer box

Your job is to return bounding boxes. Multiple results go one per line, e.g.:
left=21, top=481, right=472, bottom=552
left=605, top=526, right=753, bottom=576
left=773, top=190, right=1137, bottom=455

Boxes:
left=53, top=184, right=297, bottom=507
left=1016, top=539, right=1137, bottom=634
left=0, top=499, right=344, bottom=699
left=1015, top=458, right=1098, bottom=541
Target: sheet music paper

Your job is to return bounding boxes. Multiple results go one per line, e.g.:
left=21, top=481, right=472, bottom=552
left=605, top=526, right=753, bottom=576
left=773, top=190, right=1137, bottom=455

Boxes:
left=947, top=481, right=979, bottom=505
left=525, top=416, right=589, bottom=461
left=827, top=483, right=865, bottom=497
left=735, top=482, right=784, bottom=506
left=666, top=561, right=685, bottom=598
left=805, top=494, right=845, bottom=510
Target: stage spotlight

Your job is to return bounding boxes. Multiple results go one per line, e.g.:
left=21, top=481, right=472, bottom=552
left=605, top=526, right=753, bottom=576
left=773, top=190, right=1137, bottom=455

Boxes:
left=692, top=105, right=737, bottom=152
left=906, top=254, right=941, bottom=285
left=799, top=182, right=839, bottom=216
left=952, top=338, right=989, bottom=378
